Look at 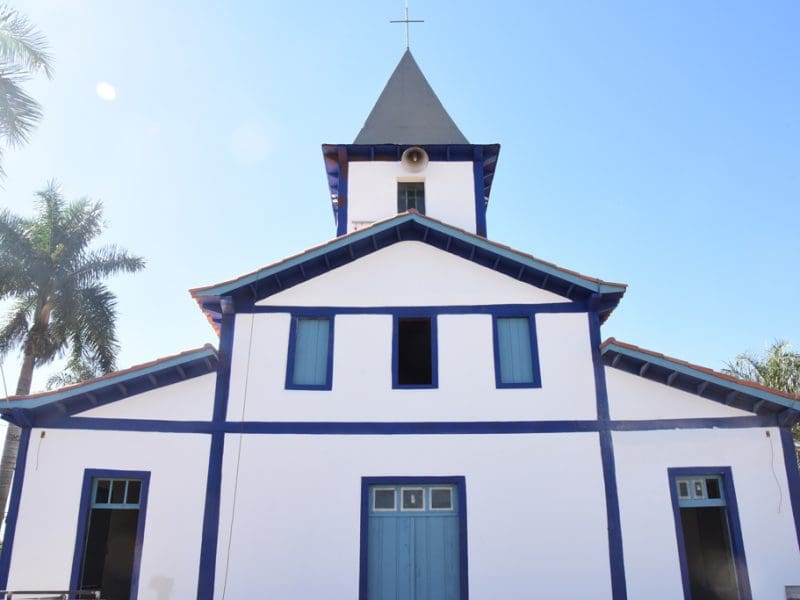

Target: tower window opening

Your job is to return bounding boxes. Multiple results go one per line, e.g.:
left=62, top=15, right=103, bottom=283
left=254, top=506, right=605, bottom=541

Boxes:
left=398, top=182, right=425, bottom=214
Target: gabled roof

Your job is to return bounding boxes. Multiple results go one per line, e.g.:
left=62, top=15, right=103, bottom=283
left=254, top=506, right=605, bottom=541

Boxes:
left=354, top=50, right=468, bottom=145
left=190, top=211, right=627, bottom=330
left=0, top=345, right=219, bottom=428
left=601, top=338, right=800, bottom=424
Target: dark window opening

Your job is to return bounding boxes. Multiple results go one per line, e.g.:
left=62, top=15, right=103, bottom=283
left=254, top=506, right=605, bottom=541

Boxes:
left=397, top=182, right=425, bottom=214
left=680, top=507, right=739, bottom=599
left=397, top=318, right=432, bottom=386
left=79, top=477, right=143, bottom=600
left=80, top=509, right=139, bottom=600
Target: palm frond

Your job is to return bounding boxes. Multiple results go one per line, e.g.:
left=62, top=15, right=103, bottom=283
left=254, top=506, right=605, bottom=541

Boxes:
left=72, top=245, right=146, bottom=286
left=0, top=296, right=32, bottom=356
left=0, top=207, right=35, bottom=296
left=724, top=340, right=800, bottom=396
left=73, top=284, right=119, bottom=373
left=46, top=355, right=104, bottom=390
left=0, top=67, right=42, bottom=147
left=56, top=198, right=104, bottom=263
left=0, top=4, right=53, bottom=78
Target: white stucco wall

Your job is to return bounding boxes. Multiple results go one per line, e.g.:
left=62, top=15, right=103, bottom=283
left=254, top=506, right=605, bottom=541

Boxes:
left=606, top=367, right=753, bottom=420
left=227, top=311, right=597, bottom=422
left=8, top=428, right=210, bottom=599
left=614, top=427, right=800, bottom=598
left=347, top=161, right=476, bottom=233
left=214, top=432, right=612, bottom=599
left=258, top=242, right=568, bottom=307
left=76, top=373, right=216, bottom=421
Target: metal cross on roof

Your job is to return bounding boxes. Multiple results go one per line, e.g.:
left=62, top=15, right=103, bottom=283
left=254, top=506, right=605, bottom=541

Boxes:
left=390, top=1, right=424, bottom=49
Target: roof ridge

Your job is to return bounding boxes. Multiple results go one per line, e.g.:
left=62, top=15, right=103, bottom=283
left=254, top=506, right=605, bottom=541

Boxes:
left=190, top=212, right=627, bottom=298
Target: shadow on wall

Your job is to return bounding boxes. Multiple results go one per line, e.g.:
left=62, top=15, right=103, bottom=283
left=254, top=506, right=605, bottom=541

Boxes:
left=148, top=576, right=174, bottom=600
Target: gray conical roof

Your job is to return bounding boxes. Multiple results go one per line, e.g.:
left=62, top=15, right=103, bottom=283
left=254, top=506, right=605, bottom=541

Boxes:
left=354, top=50, right=468, bottom=145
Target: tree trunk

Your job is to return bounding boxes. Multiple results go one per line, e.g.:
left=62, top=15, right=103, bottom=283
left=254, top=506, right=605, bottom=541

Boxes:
left=0, top=349, right=36, bottom=526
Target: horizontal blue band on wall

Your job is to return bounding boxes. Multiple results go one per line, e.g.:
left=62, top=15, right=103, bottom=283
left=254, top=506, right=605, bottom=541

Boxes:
left=44, top=415, right=778, bottom=435
left=245, top=302, right=587, bottom=316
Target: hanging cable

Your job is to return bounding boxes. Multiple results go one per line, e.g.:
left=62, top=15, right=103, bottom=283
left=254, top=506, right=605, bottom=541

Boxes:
left=767, top=430, right=783, bottom=513
left=220, top=310, right=257, bottom=599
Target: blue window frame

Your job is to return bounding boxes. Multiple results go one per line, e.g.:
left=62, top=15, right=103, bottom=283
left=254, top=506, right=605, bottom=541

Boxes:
left=392, top=316, right=438, bottom=389
left=359, top=476, right=468, bottom=600
left=668, top=467, right=752, bottom=600
left=492, top=315, right=541, bottom=388
left=286, top=316, right=334, bottom=389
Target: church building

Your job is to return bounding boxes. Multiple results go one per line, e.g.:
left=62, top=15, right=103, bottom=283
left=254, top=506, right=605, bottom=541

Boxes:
left=0, top=49, right=799, bottom=600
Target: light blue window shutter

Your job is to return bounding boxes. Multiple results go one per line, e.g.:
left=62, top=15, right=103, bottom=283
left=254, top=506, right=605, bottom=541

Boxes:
left=293, top=318, right=330, bottom=385
left=497, top=317, right=534, bottom=384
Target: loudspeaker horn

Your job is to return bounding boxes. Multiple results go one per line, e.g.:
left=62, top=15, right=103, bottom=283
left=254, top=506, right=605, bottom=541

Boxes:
left=401, top=146, right=429, bottom=172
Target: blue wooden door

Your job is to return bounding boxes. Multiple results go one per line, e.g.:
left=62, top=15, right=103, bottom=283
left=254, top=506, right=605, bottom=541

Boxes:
left=368, top=485, right=460, bottom=600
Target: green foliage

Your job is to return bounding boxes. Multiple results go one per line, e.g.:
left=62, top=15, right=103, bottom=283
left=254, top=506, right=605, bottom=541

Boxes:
left=0, top=3, right=53, bottom=176
left=46, top=355, right=103, bottom=390
left=0, top=180, right=145, bottom=390
left=724, top=340, right=800, bottom=397
left=724, top=340, right=800, bottom=458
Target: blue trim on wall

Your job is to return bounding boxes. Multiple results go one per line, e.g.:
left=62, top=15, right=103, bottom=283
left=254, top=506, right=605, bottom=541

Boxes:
left=392, top=314, right=439, bottom=389
left=473, top=146, right=487, bottom=237
left=491, top=313, right=542, bottom=389
left=69, top=468, right=151, bottom=600
left=359, top=476, right=468, bottom=600
left=336, top=147, right=349, bottom=236
left=249, top=302, right=586, bottom=316
left=36, top=415, right=779, bottom=436
left=285, top=314, right=335, bottom=390
left=0, top=427, right=30, bottom=589
left=667, top=466, right=752, bottom=600
left=588, top=310, right=627, bottom=599
left=197, top=312, right=235, bottom=600
left=780, top=427, right=800, bottom=552
left=599, top=429, right=627, bottom=599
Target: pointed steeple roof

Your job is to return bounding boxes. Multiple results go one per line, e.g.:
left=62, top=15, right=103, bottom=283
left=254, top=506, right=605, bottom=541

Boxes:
left=354, top=50, right=468, bottom=145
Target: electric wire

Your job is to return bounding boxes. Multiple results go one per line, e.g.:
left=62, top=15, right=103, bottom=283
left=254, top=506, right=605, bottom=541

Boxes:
left=768, top=430, right=783, bottom=513
left=220, top=311, right=257, bottom=599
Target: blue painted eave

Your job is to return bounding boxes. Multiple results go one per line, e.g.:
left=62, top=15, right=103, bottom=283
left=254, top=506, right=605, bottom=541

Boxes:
left=321, top=144, right=500, bottom=225
left=0, top=346, right=219, bottom=428
left=601, top=339, right=800, bottom=425
left=190, top=212, right=627, bottom=328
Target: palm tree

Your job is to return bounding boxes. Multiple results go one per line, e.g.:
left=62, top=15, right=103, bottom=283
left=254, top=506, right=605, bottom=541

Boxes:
left=724, top=340, right=800, bottom=458
left=0, top=181, right=144, bottom=520
left=0, top=3, right=53, bottom=177
left=724, top=341, right=800, bottom=397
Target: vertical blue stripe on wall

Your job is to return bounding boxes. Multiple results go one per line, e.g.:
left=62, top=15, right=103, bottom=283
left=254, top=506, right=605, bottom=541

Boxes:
left=781, top=427, right=800, bottom=552
left=0, top=427, right=31, bottom=589
left=588, top=310, right=628, bottom=599
left=197, top=312, right=235, bottom=600
left=472, top=148, right=487, bottom=237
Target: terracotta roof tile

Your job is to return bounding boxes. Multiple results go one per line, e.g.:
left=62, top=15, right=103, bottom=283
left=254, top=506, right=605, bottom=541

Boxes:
left=4, top=344, right=218, bottom=403
left=602, top=337, right=800, bottom=402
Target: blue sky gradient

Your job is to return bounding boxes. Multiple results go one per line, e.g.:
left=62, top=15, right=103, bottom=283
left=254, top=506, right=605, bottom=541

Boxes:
left=2, top=0, right=798, bottom=392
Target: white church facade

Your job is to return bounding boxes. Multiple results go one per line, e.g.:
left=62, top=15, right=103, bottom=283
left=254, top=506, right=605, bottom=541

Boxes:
left=1, top=50, right=799, bottom=600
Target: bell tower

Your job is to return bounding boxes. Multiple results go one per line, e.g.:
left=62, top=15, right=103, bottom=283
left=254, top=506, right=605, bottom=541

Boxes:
left=322, top=50, right=500, bottom=237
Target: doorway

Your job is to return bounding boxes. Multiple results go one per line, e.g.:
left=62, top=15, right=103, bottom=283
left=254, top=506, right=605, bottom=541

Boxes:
left=71, top=471, right=149, bottom=600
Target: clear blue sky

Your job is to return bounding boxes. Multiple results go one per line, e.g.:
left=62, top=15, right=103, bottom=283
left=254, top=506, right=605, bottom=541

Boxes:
left=2, top=0, right=799, bottom=393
